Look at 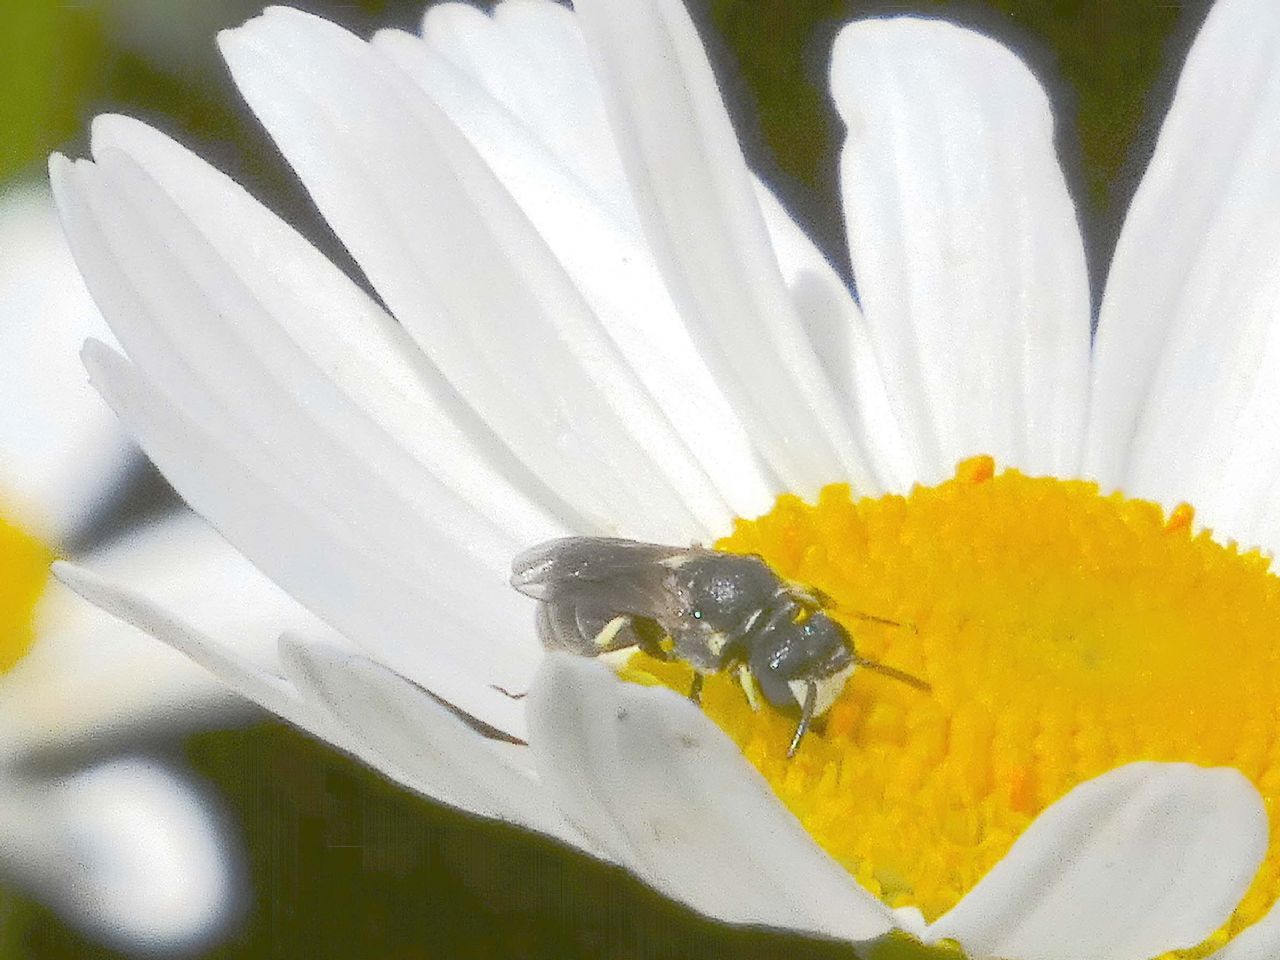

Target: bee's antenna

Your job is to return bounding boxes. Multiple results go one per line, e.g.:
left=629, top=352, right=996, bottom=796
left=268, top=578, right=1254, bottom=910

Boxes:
left=788, top=681, right=819, bottom=758
left=852, top=656, right=931, bottom=692
left=845, top=609, right=918, bottom=633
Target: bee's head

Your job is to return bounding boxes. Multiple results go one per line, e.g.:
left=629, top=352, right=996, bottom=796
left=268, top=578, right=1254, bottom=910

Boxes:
left=749, top=613, right=854, bottom=711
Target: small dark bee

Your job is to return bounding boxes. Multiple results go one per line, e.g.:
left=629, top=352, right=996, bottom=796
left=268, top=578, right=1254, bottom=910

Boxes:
left=510, top=537, right=929, bottom=756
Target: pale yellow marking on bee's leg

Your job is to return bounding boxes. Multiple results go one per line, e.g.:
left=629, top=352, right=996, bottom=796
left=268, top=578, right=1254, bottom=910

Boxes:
left=688, top=671, right=705, bottom=704
left=785, top=584, right=824, bottom=610
left=738, top=664, right=761, bottom=711
left=594, top=615, right=631, bottom=650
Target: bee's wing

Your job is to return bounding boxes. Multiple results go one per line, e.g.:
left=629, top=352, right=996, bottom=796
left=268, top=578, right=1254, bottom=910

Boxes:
left=535, top=586, right=663, bottom=655
left=514, top=538, right=685, bottom=654
left=510, top=536, right=686, bottom=600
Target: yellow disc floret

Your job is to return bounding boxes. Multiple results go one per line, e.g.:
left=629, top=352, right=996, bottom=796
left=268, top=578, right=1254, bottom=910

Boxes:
left=0, top=512, right=54, bottom=673
left=624, top=457, right=1280, bottom=955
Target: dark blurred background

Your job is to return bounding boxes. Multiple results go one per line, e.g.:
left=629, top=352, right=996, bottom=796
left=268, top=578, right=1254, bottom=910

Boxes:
left=1, top=0, right=1210, bottom=956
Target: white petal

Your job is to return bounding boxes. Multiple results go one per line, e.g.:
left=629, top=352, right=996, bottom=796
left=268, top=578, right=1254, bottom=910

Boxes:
left=1084, top=0, right=1280, bottom=551
left=832, top=17, right=1091, bottom=482
left=526, top=654, right=894, bottom=940
left=573, top=0, right=884, bottom=497
left=51, top=138, right=536, bottom=729
left=86, top=113, right=567, bottom=565
left=0, top=757, right=237, bottom=953
left=220, top=8, right=730, bottom=542
left=51, top=558, right=329, bottom=738
left=396, top=3, right=908, bottom=497
left=0, top=180, right=134, bottom=543
left=0, top=509, right=324, bottom=760
left=51, top=560, right=556, bottom=843
left=54, top=144, right=527, bottom=616
left=67, top=344, right=530, bottom=736
left=276, top=637, right=593, bottom=853
left=926, top=762, right=1265, bottom=960
left=31, top=560, right=597, bottom=866
left=373, top=25, right=777, bottom=521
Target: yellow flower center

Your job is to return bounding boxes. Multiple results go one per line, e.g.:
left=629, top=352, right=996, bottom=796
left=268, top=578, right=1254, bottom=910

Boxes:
left=625, top=457, right=1280, bottom=957
left=0, top=510, right=54, bottom=674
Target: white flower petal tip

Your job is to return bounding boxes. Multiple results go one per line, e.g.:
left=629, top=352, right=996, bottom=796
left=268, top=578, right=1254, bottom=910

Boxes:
left=526, top=654, right=894, bottom=941
left=49, top=557, right=306, bottom=730
left=830, top=15, right=1091, bottom=482
left=0, top=757, right=240, bottom=954
left=925, top=762, right=1266, bottom=960
left=53, top=559, right=170, bottom=642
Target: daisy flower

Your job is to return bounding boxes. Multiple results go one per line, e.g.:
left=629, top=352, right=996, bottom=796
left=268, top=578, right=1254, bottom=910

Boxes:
left=47, top=0, right=1280, bottom=957
left=0, top=179, right=328, bottom=952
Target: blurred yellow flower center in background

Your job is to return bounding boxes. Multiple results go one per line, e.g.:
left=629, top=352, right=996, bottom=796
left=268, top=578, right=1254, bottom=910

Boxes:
left=627, top=456, right=1280, bottom=956
left=0, top=513, right=53, bottom=673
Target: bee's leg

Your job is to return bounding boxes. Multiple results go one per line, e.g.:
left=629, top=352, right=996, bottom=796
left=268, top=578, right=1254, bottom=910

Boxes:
left=787, top=680, right=819, bottom=758
left=688, top=672, right=704, bottom=705
left=592, top=615, right=635, bottom=651
left=786, top=584, right=828, bottom=613
left=634, top=619, right=677, bottom=662
left=758, top=600, right=800, bottom=637
left=737, top=664, right=761, bottom=711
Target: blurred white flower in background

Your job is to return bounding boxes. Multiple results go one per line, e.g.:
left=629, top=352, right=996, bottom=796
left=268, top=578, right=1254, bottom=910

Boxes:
left=0, top=179, right=333, bottom=954
left=0, top=182, right=133, bottom=543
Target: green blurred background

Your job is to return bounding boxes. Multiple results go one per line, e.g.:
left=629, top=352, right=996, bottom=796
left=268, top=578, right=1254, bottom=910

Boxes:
left=0, top=0, right=1208, bottom=956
